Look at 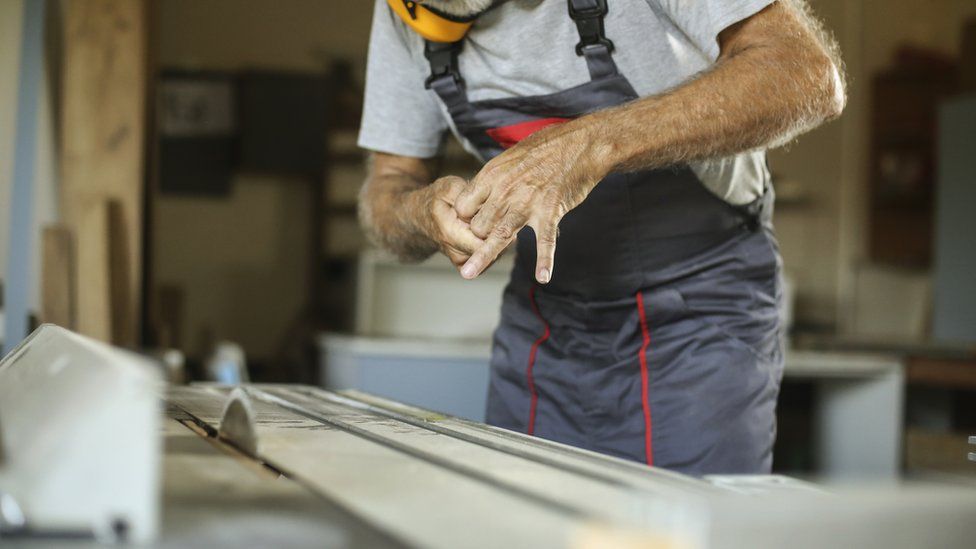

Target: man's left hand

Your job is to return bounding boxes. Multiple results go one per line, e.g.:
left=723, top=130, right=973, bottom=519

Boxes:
left=454, top=119, right=609, bottom=283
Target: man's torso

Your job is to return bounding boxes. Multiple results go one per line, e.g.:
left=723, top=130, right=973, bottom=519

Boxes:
left=392, top=0, right=770, bottom=204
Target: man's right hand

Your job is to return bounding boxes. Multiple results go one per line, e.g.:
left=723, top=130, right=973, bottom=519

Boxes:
left=413, top=175, right=485, bottom=270
left=359, top=152, right=486, bottom=270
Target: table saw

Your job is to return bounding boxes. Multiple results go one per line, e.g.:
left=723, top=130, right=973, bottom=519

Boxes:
left=2, top=325, right=976, bottom=548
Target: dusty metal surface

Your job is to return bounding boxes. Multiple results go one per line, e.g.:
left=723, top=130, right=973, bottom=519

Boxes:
left=8, top=413, right=404, bottom=549
left=169, top=384, right=699, bottom=548
left=6, top=326, right=973, bottom=547
left=166, top=384, right=976, bottom=549
left=5, top=377, right=976, bottom=548
left=155, top=412, right=402, bottom=549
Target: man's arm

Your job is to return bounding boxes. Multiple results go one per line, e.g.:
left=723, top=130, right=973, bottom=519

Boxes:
left=594, top=0, right=845, bottom=172
left=358, top=152, right=484, bottom=266
left=454, top=0, right=845, bottom=282
left=358, top=153, right=439, bottom=262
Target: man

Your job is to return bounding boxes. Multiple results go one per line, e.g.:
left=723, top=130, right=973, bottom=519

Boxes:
left=357, top=0, right=844, bottom=475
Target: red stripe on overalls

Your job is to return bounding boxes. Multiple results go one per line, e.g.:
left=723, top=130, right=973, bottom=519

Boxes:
left=635, top=292, right=654, bottom=466
left=526, top=285, right=550, bottom=436
left=486, top=117, right=570, bottom=149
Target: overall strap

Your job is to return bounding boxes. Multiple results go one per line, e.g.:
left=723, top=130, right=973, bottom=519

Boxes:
left=424, top=40, right=470, bottom=115
left=424, top=1, right=621, bottom=107
left=424, top=39, right=502, bottom=152
left=567, top=0, right=619, bottom=80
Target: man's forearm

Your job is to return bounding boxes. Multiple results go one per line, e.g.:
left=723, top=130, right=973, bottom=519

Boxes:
left=358, top=154, right=438, bottom=262
left=588, top=1, right=845, bottom=176
left=450, top=1, right=847, bottom=282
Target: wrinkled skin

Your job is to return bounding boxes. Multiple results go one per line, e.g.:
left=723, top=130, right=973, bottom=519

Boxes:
left=453, top=119, right=606, bottom=283
left=359, top=1, right=845, bottom=282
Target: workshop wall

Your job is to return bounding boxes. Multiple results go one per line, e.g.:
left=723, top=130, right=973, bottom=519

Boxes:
left=148, top=0, right=975, bottom=359
left=768, top=0, right=853, bottom=330
left=769, top=0, right=976, bottom=330
left=152, top=0, right=373, bottom=359
left=157, top=0, right=372, bottom=72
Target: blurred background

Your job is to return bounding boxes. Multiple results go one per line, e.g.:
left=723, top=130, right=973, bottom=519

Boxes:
left=1, top=0, right=974, bottom=482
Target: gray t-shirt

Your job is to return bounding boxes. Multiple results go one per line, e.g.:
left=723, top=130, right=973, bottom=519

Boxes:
left=358, top=0, right=774, bottom=205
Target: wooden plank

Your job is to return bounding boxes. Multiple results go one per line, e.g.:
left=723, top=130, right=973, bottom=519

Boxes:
left=40, top=225, right=76, bottom=328
left=75, top=200, right=112, bottom=341
left=904, top=428, right=975, bottom=473
left=153, top=284, right=185, bottom=349
left=907, top=356, right=976, bottom=389
left=60, top=0, right=146, bottom=344
left=108, top=199, right=135, bottom=346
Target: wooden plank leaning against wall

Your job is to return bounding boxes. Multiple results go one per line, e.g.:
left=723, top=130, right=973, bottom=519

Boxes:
left=57, top=0, right=146, bottom=346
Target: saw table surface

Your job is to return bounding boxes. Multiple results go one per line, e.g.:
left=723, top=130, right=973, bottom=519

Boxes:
left=5, top=327, right=974, bottom=548
left=161, top=384, right=717, bottom=549
left=14, top=383, right=976, bottom=549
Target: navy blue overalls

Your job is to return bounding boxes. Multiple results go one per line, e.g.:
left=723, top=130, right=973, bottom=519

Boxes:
left=424, top=0, right=784, bottom=475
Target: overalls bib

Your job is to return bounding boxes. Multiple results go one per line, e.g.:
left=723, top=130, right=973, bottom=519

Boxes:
left=424, top=0, right=784, bottom=475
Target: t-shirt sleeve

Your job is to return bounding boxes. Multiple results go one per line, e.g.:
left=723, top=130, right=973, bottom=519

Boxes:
left=357, top=0, right=448, bottom=158
left=650, top=0, right=775, bottom=60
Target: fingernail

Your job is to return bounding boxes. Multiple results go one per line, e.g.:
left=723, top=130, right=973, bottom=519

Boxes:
left=461, top=264, right=477, bottom=279
left=538, top=268, right=550, bottom=283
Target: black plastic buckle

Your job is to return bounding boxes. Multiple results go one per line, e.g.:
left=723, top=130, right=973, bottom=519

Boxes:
left=424, top=41, right=463, bottom=89
left=568, top=0, right=614, bottom=56
left=425, top=66, right=462, bottom=89
left=568, top=0, right=608, bottom=21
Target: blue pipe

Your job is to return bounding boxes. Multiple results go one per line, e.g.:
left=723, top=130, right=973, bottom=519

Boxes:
left=4, top=0, right=47, bottom=355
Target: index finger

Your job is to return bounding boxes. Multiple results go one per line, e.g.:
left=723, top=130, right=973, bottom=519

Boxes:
left=459, top=232, right=513, bottom=280
left=459, top=210, right=525, bottom=279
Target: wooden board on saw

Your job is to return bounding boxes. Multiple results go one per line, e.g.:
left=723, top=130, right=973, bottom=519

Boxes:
left=41, top=225, right=75, bottom=328
left=60, top=0, right=147, bottom=346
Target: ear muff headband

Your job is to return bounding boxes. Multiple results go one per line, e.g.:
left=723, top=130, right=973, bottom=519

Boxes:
left=387, top=0, right=473, bottom=43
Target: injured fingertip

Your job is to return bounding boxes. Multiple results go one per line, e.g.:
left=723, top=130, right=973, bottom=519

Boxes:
left=460, top=263, right=478, bottom=279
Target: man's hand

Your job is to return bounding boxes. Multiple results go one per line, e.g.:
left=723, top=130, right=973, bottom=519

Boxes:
left=453, top=0, right=845, bottom=283
left=415, top=175, right=485, bottom=270
left=454, top=120, right=609, bottom=283
left=358, top=152, right=486, bottom=271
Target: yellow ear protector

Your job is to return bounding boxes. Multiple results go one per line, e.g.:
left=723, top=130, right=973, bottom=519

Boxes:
left=387, top=0, right=475, bottom=43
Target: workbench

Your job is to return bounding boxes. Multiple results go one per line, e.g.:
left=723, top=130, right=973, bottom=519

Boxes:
left=159, top=385, right=976, bottom=548
left=6, top=383, right=976, bottom=548
left=4, top=326, right=976, bottom=548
